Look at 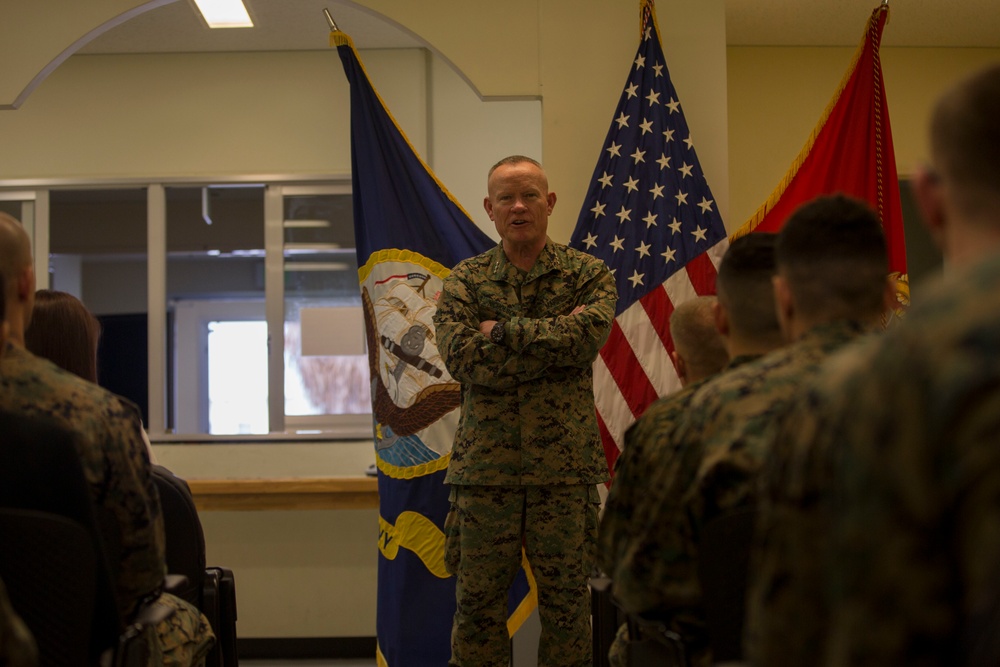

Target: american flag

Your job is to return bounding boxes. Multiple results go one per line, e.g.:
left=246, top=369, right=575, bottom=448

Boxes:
left=569, top=0, right=728, bottom=470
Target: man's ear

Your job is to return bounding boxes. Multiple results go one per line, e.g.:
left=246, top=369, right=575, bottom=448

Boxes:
left=546, top=191, right=557, bottom=214
left=713, top=300, right=729, bottom=338
left=17, top=265, right=34, bottom=303
left=773, top=274, right=795, bottom=341
left=913, top=165, right=947, bottom=251
left=671, top=350, right=688, bottom=386
left=484, top=197, right=495, bottom=221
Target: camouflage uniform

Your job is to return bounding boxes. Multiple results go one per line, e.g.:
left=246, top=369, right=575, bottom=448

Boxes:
left=434, top=239, right=616, bottom=667
left=640, top=321, right=870, bottom=665
left=789, top=256, right=1000, bottom=666
left=598, top=379, right=704, bottom=667
left=606, top=354, right=759, bottom=666
left=743, top=342, right=874, bottom=667
left=0, top=344, right=214, bottom=666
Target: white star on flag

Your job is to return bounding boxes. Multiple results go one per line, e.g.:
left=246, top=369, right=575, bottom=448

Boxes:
left=568, top=0, right=729, bottom=469
left=591, top=201, right=607, bottom=218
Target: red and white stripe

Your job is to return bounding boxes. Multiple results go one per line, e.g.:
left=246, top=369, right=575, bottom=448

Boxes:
left=595, top=238, right=728, bottom=470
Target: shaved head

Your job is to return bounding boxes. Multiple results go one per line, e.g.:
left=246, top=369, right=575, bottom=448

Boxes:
left=0, top=212, right=36, bottom=337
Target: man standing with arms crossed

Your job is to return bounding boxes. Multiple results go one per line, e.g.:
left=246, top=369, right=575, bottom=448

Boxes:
left=434, top=155, right=617, bottom=666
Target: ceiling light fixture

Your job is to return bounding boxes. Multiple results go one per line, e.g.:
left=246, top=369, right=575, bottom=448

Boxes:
left=191, top=0, right=254, bottom=29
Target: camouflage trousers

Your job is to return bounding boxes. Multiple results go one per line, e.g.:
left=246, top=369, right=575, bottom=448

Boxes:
left=145, top=592, right=216, bottom=667
left=445, top=484, right=600, bottom=667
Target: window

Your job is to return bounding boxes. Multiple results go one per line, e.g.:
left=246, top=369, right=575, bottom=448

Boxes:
left=27, top=181, right=373, bottom=438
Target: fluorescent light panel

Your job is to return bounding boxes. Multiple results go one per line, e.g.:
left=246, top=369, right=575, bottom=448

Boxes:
left=192, top=0, right=253, bottom=28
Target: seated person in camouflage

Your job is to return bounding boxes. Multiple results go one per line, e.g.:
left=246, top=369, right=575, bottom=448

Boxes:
left=0, top=212, right=215, bottom=667
left=606, top=233, right=783, bottom=665
left=434, top=155, right=617, bottom=667
left=762, top=63, right=1000, bottom=667
left=742, top=197, right=895, bottom=666
left=0, top=278, right=39, bottom=667
left=651, top=195, right=893, bottom=665
left=600, top=295, right=728, bottom=591
left=599, top=295, right=727, bottom=665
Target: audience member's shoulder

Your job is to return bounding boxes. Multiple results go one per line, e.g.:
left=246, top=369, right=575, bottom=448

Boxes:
left=691, top=352, right=778, bottom=406
left=3, top=345, right=141, bottom=424
left=633, top=381, right=701, bottom=431
left=903, top=255, right=1000, bottom=337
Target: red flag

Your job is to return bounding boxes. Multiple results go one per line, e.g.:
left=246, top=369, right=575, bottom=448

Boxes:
left=731, top=4, right=909, bottom=311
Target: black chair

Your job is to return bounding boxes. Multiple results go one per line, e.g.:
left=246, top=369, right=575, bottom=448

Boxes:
left=696, top=508, right=757, bottom=665
left=0, top=409, right=171, bottom=666
left=151, top=465, right=239, bottom=667
left=591, top=572, right=688, bottom=667
left=0, top=509, right=97, bottom=667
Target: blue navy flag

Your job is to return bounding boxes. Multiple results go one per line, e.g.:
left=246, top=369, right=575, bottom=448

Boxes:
left=332, top=30, right=535, bottom=666
left=569, top=0, right=729, bottom=471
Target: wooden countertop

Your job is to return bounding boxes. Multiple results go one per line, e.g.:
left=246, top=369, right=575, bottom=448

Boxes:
left=186, top=476, right=379, bottom=511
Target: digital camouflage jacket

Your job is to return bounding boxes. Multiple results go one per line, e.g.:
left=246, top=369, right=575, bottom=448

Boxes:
left=434, top=240, right=617, bottom=486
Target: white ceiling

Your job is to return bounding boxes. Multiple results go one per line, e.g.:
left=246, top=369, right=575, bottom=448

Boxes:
left=78, top=0, right=1000, bottom=56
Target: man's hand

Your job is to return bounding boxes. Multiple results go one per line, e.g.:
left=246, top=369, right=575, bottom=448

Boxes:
left=480, top=306, right=584, bottom=335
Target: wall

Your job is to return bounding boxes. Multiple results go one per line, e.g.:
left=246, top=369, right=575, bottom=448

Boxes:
left=152, top=441, right=378, bottom=638
left=726, top=45, right=1000, bottom=228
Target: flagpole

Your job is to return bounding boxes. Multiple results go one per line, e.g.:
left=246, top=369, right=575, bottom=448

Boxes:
left=323, top=8, right=339, bottom=32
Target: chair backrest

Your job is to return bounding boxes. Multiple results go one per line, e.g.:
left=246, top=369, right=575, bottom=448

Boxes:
left=696, top=508, right=757, bottom=663
left=151, top=464, right=207, bottom=608
left=0, top=409, right=123, bottom=658
left=0, top=509, right=97, bottom=667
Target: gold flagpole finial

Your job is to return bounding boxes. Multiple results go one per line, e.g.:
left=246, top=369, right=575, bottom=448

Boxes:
left=323, top=8, right=339, bottom=32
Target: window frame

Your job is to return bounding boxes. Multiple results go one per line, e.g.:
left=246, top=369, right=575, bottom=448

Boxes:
left=2, top=176, right=373, bottom=441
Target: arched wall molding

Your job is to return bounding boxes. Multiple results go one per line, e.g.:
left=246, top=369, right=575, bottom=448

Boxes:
left=0, top=0, right=177, bottom=110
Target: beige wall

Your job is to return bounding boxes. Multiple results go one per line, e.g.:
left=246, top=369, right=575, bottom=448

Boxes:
left=153, top=442, right=379, bottom=638
left=727, top=45, right=1000, bottom=228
